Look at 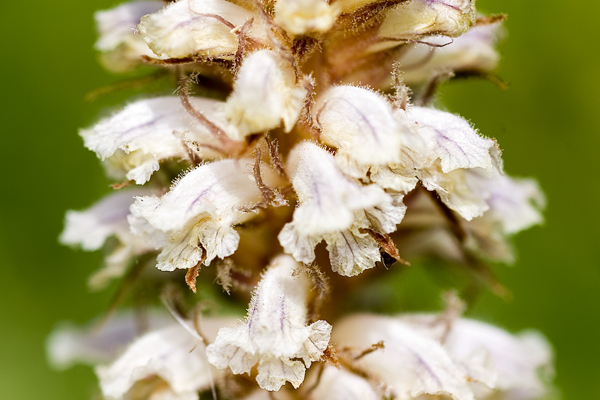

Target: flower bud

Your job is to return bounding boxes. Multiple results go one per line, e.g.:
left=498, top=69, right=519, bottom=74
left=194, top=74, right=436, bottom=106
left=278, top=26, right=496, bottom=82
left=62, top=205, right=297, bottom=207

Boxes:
left=274, top=0, right=340, bottom=35
left=138, top=0, right=262, bottom=59
left=380, top=0, right=477, bottom=41
left=225, top=50, right=307, bottom=139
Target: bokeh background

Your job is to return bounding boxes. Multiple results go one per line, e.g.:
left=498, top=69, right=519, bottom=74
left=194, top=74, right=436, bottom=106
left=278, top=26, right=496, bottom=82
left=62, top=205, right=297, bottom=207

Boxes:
left=1, top=0, right=598, bottom=398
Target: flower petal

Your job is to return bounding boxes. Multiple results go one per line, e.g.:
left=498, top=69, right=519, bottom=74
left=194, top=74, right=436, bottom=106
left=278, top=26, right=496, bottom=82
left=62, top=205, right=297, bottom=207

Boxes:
left=130, top=158, right=278, bottom=270
left=304, top=366, right=380, bottom=400
left=402, top=106, right=501, bottom=175
left=283, top=141, right=390, bottom=236
left=400, top=21, right=503, bottom=86
left=400, top=315, right=554, bottom=399
left=60, top=189, right=155, bottom=288
left=47, top=311, right=174, bottom=370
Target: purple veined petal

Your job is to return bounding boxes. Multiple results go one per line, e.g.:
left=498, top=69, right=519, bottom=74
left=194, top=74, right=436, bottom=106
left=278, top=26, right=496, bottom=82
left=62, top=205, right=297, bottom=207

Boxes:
left=402, top=106, right=501, bottom=175
left=60, top=188, right=155, bottom=251
left=81, top=96, right=225, bottom=184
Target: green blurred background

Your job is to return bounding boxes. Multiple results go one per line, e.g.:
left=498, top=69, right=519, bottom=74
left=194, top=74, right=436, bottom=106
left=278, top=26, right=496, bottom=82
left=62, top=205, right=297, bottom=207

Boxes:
left=0, top=0, right=598, bottom=398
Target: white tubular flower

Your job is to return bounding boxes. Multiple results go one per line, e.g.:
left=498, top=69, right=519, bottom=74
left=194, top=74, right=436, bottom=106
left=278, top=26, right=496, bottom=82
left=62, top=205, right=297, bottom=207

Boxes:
left=278, top=142, right=398, bottom=276
left=129, top=158, right=280, bottom=271
left=304, top=366, right=380, bottom=400
left=47, top=311, right=174, bottom=370
left=274, top=0, right=340, bottom=36
left=400, top=21, right=503, bottom=87
left=59, top=189, right=155, bottom=289
left=97, top=317, right=238, bottom=400
left=334, top=314, right=493, bottom=400
left=81, top=97, right=224, bottom=185
left=206, top=255, right=332, bottom=391
left=94, top=1, right=164, bottom=72
left=380, top=0, right=477, bottom=41
left=316, top=85, right=402, bottom=173
left=225, top=50, right=307, bottom=140
left=400, top=315, right=554, bottom=400
left=138, top=0, right=261, bottom=59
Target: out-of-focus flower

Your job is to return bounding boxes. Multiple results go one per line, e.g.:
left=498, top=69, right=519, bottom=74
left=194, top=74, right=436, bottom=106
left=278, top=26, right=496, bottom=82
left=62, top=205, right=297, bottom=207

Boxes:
left=94, top=1, right=164, bottom=72
left=60, top=189, right=155, bottom=289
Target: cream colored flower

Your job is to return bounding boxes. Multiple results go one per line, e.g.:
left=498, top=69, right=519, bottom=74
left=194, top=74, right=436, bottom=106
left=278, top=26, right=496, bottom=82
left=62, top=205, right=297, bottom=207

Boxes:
left=275, top=0, right=340, bottom=35
left=278, top=142, right=403, bottom=276
left=129, top=158, right=281, bottom=271
left=81, top=96, right=224, bottom=184
left=138, top=0, right=265, bottom=59
left=206, top=255, right=332, bottom=391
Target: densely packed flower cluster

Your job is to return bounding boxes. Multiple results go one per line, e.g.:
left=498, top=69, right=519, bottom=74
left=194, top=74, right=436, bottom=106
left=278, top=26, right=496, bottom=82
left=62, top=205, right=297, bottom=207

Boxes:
left=49, top=0, right=554, bottom=399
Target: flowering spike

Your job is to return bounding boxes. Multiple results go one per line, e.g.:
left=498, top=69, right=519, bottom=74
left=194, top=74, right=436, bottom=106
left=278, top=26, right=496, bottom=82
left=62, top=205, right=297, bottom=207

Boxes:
left=52, top=0, right=556, bottom=398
